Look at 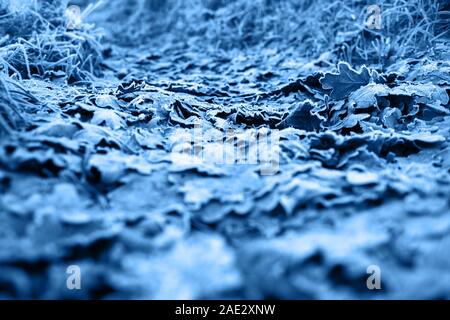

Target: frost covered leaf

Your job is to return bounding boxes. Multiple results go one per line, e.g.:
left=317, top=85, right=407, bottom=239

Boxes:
left=238, top=214, right=389, bottom=299
left=88, top=151, right=157, bottom=185
left=91, top=109, right=127, bottom=130
left=346, top=170, right=379, bottom=186
left=350, top=83, right=449, bottom=110
left=278, top=100, right=323, bottom=131
left=387, top=59, right=450, bottom=85
left=406, top=132, right=445, bottom=144
left=119, top=234, right=241, bottom=299
left=320, top=62, right=373, bottom=100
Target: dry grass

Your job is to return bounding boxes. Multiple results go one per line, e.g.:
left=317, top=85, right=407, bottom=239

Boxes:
left=0, top=0, right=102, bottom=135
left=87, top=0, right=448, bottom=66
left=0, top=0, right=102, bottom=83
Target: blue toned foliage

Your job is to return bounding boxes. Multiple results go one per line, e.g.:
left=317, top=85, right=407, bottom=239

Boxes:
left=0, top=0, right=449, bottom=299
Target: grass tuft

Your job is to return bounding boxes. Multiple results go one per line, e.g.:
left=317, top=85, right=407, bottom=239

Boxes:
left=0, top=0, right=103, bottom=83
left=86, top=0, right=449, bottom=66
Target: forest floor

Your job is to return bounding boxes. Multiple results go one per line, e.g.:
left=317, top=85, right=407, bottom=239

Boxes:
left=0, top=0, right=450, bottom=299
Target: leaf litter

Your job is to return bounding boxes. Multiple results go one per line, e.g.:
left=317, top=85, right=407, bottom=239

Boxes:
left=0, top=0, right=449, bottom=299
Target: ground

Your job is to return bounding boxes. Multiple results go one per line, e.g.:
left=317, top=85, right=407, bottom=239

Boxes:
left=0, top=0, right=449, bottom=299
